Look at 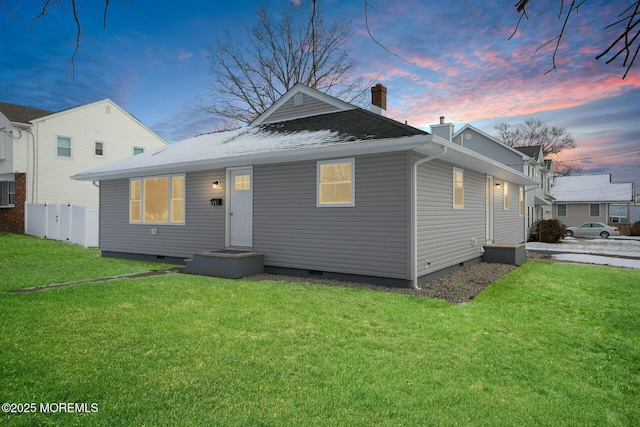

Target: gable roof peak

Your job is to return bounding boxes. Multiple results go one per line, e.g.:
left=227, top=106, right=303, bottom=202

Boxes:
left=251, top=83, right=357, bottom=126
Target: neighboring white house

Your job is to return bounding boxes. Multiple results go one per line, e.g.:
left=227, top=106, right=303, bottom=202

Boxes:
left=551, top=174, right=633, bottom=226
left=0, top=99, right=168, bottom=233
left=430, top=120, right=554, bottom=240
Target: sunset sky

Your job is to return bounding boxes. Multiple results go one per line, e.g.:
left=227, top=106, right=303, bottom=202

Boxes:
left=2, top=0, right=639, bottom=190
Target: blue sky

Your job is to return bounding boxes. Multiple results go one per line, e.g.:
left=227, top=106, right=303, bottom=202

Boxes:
left=2, top=0, right=639, bottom=189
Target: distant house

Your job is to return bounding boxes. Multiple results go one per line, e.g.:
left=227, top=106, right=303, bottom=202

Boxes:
left=551, top=174, right=633, bottom=226
left=0, top=100, right=168, bottom=233
left=431, top=120, right=554, bottom=240
left=74, top=84, right=535, bottom=288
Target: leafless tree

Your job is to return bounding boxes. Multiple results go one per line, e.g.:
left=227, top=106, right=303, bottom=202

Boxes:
left=510, top=0, right=640, bottom=79
left=553, top=161, right=583, bottom=177
left=495, top=118, right=576, bottom=157
left=26, top=0, right=117, bottom=78
left=204, top=1, right=369, bottom=125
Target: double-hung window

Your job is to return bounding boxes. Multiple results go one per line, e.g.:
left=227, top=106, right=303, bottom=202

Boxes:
left=57, top=136, right=71, bottom=157
left=590, top=204, right=600, bottom=217
left=453, top=168, right=464, bottom=209
left=95, top=141, right=104, bottom=157
left=0, top=181, right=15, bottom=207
left=503, top=182, right=509, bottom=210
left=317, top=159, right=355, bottom=207
left=129, top=175, right=185, bottom=224
left=519, top=186, right=524, bottom=216
left=557, top=204, right=567, bottom=217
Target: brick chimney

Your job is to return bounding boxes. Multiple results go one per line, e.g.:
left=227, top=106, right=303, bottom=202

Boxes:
left=370, top=83, right=387, bottom=116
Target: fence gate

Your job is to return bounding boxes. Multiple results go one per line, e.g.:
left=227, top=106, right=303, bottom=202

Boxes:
left=25, top=203, right=98, bottom=247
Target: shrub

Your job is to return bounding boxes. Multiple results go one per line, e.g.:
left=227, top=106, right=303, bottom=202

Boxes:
left=631, top=221, right=640, bottom=236
left=536, top=219, right=566, bottom=242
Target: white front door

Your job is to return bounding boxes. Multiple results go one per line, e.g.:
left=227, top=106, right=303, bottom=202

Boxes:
left=486, top=176, right=494, bottom=243
left=228, top=167, right=253, bottom=248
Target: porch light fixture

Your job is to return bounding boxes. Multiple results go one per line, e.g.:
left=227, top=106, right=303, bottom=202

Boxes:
left=212, top=180, right=219, bottom=189
left=495, top=182, right=501, bottom=188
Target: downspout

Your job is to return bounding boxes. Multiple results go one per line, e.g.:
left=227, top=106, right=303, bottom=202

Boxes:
left=411, top=144, right=447, bottom=290
left=22, top=128, right=36, bottom=203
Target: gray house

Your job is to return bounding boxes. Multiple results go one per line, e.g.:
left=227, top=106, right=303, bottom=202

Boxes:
left=552, top=174, right=633, bottom=226
left=431, top=121, right=554, bottom=240
left=74, top=84, right=535, bottom=288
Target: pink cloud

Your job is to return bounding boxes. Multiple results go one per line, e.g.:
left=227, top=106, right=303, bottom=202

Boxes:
left=178, top=51, right=194, bottom=61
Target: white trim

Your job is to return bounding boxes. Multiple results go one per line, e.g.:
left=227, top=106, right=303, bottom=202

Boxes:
left=94, top=140, right=105, bottom=158
left=452, top=167, right=464, bottom=209
left=251, top=83, right=356, bottom=126
left=317, top=158, right=355, bottom=208
left=503, top=182, right=510, bottom=210
left=519, top=186, right=525, bottom=217
left=128, top=174, right=185, bottom=225
left=226, top=166, right=254, bottom=248
left=56, top=135, right=72, bottom=158
left=557, top=203, right=567, bottom=217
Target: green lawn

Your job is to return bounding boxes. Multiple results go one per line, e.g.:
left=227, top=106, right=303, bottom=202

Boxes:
left=1, top=233, right=639, bottom=426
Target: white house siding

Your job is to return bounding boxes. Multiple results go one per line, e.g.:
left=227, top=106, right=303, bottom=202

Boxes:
left=262, top=94, right=342, bottom=124
left=253, top=152, right=411, bottom=280
left=98, top=170, right=226, bottom=259
left=0, top=127, right=27, bottom=176
left=493, top=179, right=525, bottom=243
left=416, top=160, right=485, bottom=278
left=30, top=101, right=165, bottom=208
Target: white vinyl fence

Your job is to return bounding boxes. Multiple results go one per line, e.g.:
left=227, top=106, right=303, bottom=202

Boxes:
left=25, top=203, right=99, bottom=248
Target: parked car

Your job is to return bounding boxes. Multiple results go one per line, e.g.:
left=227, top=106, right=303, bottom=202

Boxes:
left=565, top=222, right=620, bottom=238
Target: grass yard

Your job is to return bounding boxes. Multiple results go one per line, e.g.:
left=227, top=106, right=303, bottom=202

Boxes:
left=1, top=233, right=639, bottom=426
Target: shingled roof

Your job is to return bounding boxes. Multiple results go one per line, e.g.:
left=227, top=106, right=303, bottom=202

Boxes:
left=514, top=145, right=543, bottom=159
left=261, top=108, right=428, bottom=141
left=0, top=102, right=54, bottom=123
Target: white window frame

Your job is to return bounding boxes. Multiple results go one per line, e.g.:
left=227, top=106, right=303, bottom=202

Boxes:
left=503, top=182, right=509, bottom=210
left=0, top=181, right=15, bottom=207
left=453, top=167, right=464, bottom=209
left=557, top=203, right=567, bottom=217
left=129, top=174, right=185, bottom=225
left=94, top=141, right=104, bottom=157
left=589, top=203, right=600, bottom=217
left=56, top=136, right=72, bottom=158
left=317, top=158, right=355, bottom=207
left=519, top=186, right=524, bottom=217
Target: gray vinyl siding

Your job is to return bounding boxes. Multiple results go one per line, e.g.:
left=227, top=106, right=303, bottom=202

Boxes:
left=553, top=202, right=607, bottom=226
left=263, top=94, right=342, bottom=124
left=99, top=170, right=226, bottom=258
left=253, top=152, right=411, bottom=279
left=493, top=180, right=525, bottom=243
left=416, top=160, right=486, bottom=278
left=455, top=130, right=525, bottom=173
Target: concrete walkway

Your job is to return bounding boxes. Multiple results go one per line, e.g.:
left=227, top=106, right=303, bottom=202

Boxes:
left=527, top=236, right=640, bottom=270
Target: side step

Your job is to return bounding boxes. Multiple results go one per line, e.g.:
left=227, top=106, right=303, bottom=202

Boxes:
left=183, top=251, right=264, bottom=279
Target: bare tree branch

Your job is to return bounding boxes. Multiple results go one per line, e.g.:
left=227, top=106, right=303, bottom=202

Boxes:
left=363, top=0, right=415, bottom=65
left=205, top=2, right=371, bottom=126
left=29, top=0, right=116, bottom=80
left=596, top=1, right=640, bottom=79
left=495, top=118, right=576, bottom=157
left=509, top=0, right=637, bottom=79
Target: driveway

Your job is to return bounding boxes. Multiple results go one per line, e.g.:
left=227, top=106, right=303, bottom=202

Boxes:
left=526, top=236, right=640, bottom=270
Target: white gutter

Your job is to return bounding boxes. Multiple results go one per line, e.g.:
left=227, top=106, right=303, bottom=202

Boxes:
left=411, top=144, right=448, bottom=290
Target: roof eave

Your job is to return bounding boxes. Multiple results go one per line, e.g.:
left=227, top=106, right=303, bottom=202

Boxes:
left=419, top=137, right=537, bottom=186
left=73, top=135, right=432, bottom=181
